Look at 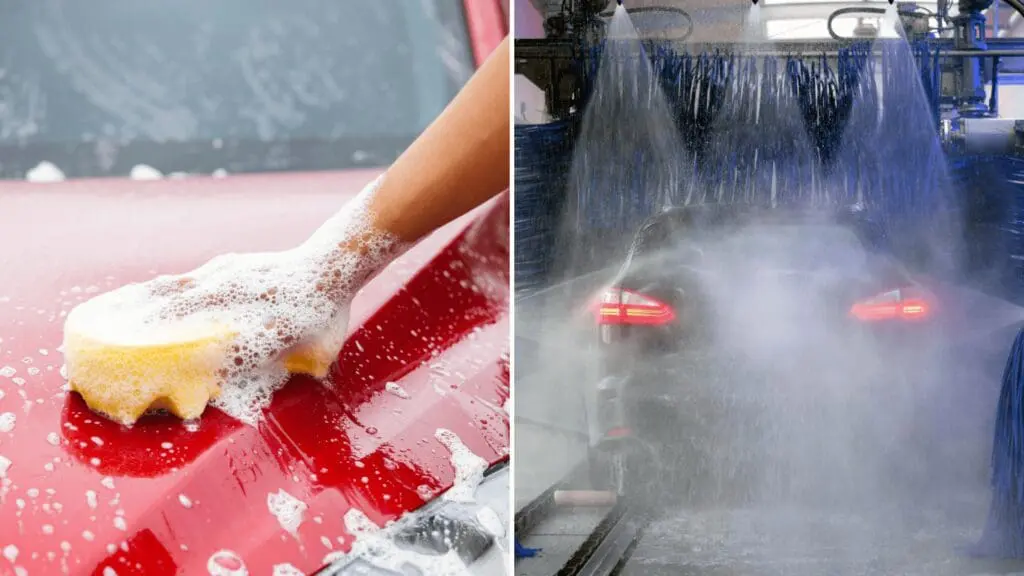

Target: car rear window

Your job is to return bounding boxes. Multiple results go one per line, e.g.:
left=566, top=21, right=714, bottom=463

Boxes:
left=631, top=212, right=871, bottom=271
left=0, top=0, right=473, bottom=179
left=713, top=225, right=869, bottom=270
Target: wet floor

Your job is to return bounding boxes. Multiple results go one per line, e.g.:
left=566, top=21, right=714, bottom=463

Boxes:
left=623, top=496, right=1024, bottom=576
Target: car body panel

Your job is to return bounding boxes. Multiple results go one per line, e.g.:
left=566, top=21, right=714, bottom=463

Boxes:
left=0, top=2, right=509, bottom=573
left=0, top=170, right=509, bottom=575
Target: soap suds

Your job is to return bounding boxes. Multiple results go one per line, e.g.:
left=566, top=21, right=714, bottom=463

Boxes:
left=129, top=164, right=163, bottom=180
left=384, top=381, right=410, bottom=399
left=477, top=506, right=505, bottom=538
left=46, top=432, right=60, bottom=446
left=324, top=508, right=473, bottom=575
left=266, top=489, right=306, bottom=538
left=0, top=366, right=14, bottom=378
left=178, top=494, right=193, bottom=508
left=62, top=176, right=409, bottom=427
left=435, top=429, right=487, bottom=503
left=207, top=550, right=248, bottom=576
left=26, top=161, right=65, bottom=182
left=0, top=456, right=10, bottom=477
left=3, top=544, right=18, bottom=562
left=0, top=412, right=15, bottom=433
left=271, top=563, right=303, bottom=576
left=86, top=490, right=97, bottom=509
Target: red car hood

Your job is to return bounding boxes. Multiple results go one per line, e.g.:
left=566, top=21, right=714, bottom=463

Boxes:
left=0, top=171, right=509, bottom=575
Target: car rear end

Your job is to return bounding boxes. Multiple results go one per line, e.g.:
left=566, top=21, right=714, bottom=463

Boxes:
left=588, top=206, right=943, bottom=503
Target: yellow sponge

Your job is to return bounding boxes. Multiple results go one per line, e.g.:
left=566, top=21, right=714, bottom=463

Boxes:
left=65, top=325, right=334, bottom=426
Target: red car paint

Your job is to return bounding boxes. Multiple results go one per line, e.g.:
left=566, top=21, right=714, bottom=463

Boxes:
left=0, top=6, right=508, bottom=575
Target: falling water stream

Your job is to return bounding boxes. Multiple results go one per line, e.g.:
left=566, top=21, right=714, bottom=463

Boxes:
left=699, top=2, right=825, bottom=207
left=596, top=5, right=1024, bottom=575
left=554, top=3, right=690, bottom=278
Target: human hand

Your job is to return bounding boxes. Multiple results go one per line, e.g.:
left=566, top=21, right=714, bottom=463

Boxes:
left=146, top=248, right=348, bottom=372
left=63, top=181, right=409, bottom=427
left=141, top=177, right=407, bottom=384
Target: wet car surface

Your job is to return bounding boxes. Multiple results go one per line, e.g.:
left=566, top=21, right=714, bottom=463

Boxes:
left=0, top=1, right=509, bottom=573
left=0, top=175, right=510, bottom=574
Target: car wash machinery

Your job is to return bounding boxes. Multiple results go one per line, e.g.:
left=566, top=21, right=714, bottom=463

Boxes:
left=516, top=0, right=1024, bottom=158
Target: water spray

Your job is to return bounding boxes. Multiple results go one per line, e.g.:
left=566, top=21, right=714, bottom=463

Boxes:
left=514, top=0, right=1024, bottom=571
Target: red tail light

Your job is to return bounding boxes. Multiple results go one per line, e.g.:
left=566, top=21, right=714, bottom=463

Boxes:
left=594, top=288, right=676, bottom=326
left=849, top=288, right=931, bottom=322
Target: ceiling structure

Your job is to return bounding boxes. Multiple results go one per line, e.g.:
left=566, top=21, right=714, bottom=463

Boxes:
left=522, top=0, right=1023, bottom=41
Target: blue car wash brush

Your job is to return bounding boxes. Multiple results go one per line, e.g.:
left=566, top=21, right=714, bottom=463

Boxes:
left=977, top=326, right=1024, bottom=557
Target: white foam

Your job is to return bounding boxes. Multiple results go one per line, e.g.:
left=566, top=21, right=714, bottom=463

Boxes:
left=266, top=489, right=306, bottom=538
left=45, top=432, right=59, bottom=446
left=207, top=550, right=247, bottom=576
left=178, top=494, right=193, bottom=508
left=26, top=161, right=65, bottom=183
left=86, top=490, right=97, bottom=509
left=271, top=563, right=303, bottom=576
left=0, top=412, right=15, bottom=433
left=62, top=176, right=409, bottom=426
left=3, top=544, right=17, bottom=562
left=129, top=164, right=163, bottom=180
left=0, top=456, right=10, bottom=477
left=477, top=506, right=505, bottom=538
left=323, top=508, right=473, bottom=575
left=384, top=382, right=410, bottom=399
left=435, top=429, right=487, bottom=503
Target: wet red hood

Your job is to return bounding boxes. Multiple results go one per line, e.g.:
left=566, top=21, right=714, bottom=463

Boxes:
left=0, top=171, right=510, bottom=575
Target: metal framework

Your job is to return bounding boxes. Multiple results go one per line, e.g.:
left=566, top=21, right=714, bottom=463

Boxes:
left=515, top=36, right=1024, bottom=117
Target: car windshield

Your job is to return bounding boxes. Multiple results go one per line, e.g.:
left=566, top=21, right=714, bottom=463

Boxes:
left=0, top=0, right=474, bottom=180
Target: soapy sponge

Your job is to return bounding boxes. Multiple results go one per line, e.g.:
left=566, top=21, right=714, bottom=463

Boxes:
left=63, top=291, right=336, bottom=426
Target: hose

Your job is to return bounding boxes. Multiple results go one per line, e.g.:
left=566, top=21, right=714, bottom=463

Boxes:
left=826, top=6, right=930, bottom=40
left=1007, top=0, right=1024, bottom=20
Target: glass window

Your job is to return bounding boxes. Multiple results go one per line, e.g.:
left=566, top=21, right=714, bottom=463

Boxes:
left=0, top=0, right=474, bottom=179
